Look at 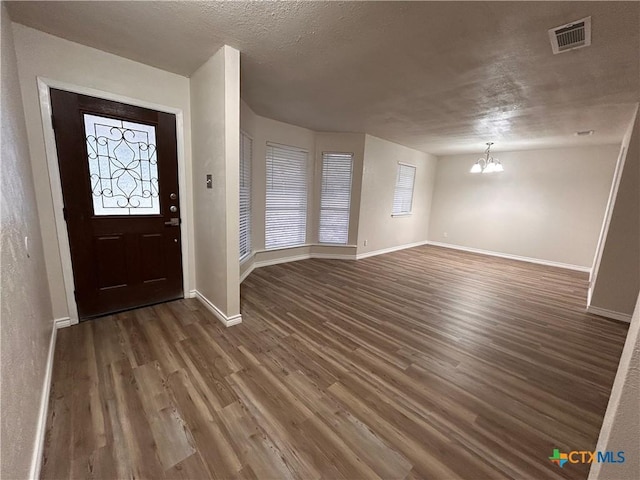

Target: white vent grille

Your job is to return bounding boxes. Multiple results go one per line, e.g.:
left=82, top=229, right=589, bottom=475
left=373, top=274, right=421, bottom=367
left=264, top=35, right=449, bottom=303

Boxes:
left=549, top=17, right=591, bottom=54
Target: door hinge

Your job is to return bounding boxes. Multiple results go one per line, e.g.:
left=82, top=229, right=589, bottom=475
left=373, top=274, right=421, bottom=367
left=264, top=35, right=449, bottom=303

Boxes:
left=51, top=114, right=56, bottom=131
left=62, top=207, right=68, bottom=221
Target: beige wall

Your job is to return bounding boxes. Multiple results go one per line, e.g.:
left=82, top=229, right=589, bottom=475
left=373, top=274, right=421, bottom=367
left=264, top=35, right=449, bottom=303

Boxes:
left=11, top=23, right=194, bottom=320
left=589, top=293, right=640, bottom=479
left=428, top=145, right=619, bottom=268
left=239, top=103, right=374, bottom=280
left=1, top=7, right=54, bottom=479
left=590, top=109, right=640, bottom=316
left=239, top=101, right=316, bottom=278
left=357, top=134, right=437, bottom=255
left=191, top=46, right=240, bottom=317
left=240, top=100, right=316, bottom=253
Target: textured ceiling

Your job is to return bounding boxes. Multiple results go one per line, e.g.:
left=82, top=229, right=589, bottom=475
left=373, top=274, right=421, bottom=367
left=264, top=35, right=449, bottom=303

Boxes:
left=6, top=1, right=640, bottom=155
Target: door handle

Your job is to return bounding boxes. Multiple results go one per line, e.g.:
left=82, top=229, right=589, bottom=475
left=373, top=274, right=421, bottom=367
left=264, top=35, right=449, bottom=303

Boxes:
left=164, top=217, right=180, bottom=227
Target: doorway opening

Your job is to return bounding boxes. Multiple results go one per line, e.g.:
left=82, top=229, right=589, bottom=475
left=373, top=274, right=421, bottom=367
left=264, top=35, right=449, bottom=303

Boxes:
left=50, top=89, right=184, bottom=319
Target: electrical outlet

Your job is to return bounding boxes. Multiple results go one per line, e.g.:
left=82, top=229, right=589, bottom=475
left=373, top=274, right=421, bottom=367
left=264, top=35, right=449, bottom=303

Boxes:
left=364, top=240, right=368, bottom=246
left=443, top=232, right=448, bottom=238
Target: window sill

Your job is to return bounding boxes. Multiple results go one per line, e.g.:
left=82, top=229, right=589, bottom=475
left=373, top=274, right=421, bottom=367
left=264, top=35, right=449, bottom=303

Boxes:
left=391, top=212, right=412, bottom=217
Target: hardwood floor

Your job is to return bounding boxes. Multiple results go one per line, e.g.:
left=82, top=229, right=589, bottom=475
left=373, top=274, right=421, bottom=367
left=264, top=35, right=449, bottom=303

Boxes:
left=41, top=245, right=629, bottom=479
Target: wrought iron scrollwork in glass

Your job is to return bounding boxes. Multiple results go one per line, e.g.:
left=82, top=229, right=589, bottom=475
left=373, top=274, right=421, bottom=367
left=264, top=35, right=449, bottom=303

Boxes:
left=84, top=114, right=160, bottom=215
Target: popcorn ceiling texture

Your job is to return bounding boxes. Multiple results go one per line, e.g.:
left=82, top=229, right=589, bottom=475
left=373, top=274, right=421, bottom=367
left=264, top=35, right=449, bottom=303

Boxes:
left=0, top=5, right=53, bottom=479
left=5, top=1, right=639, bottom=155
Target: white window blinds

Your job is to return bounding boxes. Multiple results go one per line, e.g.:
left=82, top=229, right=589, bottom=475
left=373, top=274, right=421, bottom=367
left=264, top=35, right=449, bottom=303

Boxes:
left=392, top=163, right=416, bottom=215
left=319, top=152, right=353, bottom=245
left=239, top=131, right=252, bottom=260
left=265, top=143, right=308, bottom=249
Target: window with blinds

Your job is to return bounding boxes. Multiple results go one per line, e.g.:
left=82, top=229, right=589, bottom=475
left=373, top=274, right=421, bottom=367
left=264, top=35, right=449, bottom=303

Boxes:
left=392, top=163, right=416, bottom=215
left=239, top=131, right=252, bottom=260
left=319, top=152, right=353, bottom=245
left=265, top=143, right=308, bottom=249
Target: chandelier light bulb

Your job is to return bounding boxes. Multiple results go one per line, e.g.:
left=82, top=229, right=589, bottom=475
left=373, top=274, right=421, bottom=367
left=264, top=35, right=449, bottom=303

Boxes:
left=471, top=142, right=503, bottom=174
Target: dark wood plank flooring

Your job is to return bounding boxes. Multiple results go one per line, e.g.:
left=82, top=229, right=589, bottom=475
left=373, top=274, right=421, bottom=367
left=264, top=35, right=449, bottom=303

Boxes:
left=41, top=245, right=629, bottom=479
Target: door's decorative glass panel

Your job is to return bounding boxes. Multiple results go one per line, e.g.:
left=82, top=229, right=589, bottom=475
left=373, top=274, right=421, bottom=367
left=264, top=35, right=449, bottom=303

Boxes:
left=84, top=114, right=160, bottom=215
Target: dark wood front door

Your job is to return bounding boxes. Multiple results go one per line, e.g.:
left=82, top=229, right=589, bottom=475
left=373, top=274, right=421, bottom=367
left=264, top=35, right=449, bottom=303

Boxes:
left=51, top=89, right=183, bottom=319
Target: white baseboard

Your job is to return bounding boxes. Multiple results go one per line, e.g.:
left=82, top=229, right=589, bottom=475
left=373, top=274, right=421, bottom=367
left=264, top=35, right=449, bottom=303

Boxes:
left=239, top=254, right=255, bottom=283
left=254, top=253, right=312, bottom=269
left=241, top=250, right=358, bottom=283
left=242, top=243, right=425, bottom=281
left=193, top=290, right=242, bottom=327
left=54, top=316, right=73, bottom=329
left=255, top=252, right=358, bottom=267
left=426, top=241, right=591, bottom=273
left=29, top=322, right=58, bottom=480
left=310, top=252, right=357, bottom=260
left=240, top=263, right=255, bottom=283
left=586, top=305, right=632, bottom=323
left=355, top=240, right=430, bottom=260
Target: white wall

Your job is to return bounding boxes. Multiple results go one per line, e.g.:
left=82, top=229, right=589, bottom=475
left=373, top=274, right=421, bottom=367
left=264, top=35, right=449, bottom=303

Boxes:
left=428, top=145, right=619, bottom=268
left=589, top=109, right=640, bottom=317
left=589, top=293, right=640, bottom=479
left=241, top=100, right=316, bottom=252
left=1, top=7, right=54, bottom=479
left=191, top=46, right=240, bottom=319
left=357, top=134, right=438, bottom=255
left=241, top=103, right=436, bottom=280
left=12, top=23, right=194, bottom=321
left=240, top=101, right=317, bottom=274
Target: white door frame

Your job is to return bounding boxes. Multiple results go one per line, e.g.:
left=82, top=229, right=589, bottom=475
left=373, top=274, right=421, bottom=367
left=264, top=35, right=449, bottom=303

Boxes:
left=37, top=77, right=192, bottom=324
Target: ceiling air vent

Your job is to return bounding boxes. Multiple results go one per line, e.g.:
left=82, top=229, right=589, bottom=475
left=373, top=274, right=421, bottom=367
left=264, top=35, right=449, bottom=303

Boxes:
left=548, top=17, right=591, bottom=54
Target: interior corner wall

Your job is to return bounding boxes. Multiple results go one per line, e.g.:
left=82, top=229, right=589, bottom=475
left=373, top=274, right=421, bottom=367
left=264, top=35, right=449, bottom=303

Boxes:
left=589, top=109, right=640, bottom=316
left=191, top=46, right=240, bottom=318
left=11, top=23, right=194, bottom=320
left=239, top=100, right=316, bottom=267
left=1, top=6, right=54, bottom=479
left=357, top=134, right=437, bottom=256
left=427, top=145, right=619, bottom=268
left=588, top=292, right=640, bottom=480
left=240, top=101, right=377, bottom=277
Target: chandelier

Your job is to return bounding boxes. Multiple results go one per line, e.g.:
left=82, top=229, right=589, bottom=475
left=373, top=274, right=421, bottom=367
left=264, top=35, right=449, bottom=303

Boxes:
left=470, top=142, right=504, bottom=174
